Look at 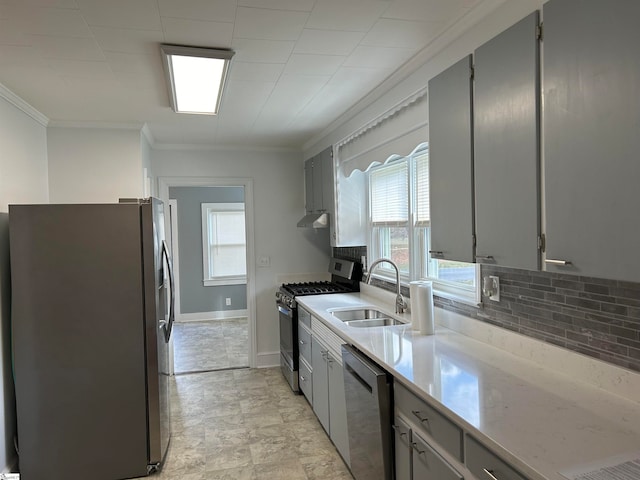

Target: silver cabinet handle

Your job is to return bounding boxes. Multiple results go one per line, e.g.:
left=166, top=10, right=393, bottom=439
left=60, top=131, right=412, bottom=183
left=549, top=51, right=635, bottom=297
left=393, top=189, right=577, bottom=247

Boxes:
left=483, top=468, right=499, bottom=480
left=476, top=255, right=494, bottom=261
left=411, top=410, right=429, bottom=424
left=411, top=442, right=425, bottom=455
left=300, top=375, right=307, bottom=382
left=545, top=259, right=572, bottom=265
left=391, top=424, right=407, bottom=437
left=299, top=340, right=305, bottom=345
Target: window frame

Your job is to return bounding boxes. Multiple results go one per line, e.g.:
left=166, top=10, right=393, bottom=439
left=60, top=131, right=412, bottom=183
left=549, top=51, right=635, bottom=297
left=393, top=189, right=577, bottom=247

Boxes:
left=367, top=144, right=480, bottom=304
left=201, top=202, right=247, bottom=287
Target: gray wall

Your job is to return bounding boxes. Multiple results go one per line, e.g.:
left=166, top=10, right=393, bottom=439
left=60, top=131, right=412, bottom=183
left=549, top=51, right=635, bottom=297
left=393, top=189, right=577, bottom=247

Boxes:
left=169, top=186, right=247, bottom=315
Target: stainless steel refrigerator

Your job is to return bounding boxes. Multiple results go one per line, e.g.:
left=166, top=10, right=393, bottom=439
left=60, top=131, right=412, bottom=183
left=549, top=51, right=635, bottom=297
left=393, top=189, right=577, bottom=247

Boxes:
left=9, top=198, right=174, bottom=480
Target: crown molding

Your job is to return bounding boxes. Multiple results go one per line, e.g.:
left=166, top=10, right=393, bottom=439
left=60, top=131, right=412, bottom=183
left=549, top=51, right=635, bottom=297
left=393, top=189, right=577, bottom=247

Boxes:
left=302, top=0, right=508, bottom=152
left=47, top=120, right=146, bottom=130
left=0, top=82, right=49, bottom=127
left=151, top=141, right=299, bottom=154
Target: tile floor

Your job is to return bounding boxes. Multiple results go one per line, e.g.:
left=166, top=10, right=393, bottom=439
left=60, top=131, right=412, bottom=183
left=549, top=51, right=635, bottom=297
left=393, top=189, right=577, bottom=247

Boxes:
left=172, top=319, right=249, bottom=374
left=144, top=367, right=353, bottom=480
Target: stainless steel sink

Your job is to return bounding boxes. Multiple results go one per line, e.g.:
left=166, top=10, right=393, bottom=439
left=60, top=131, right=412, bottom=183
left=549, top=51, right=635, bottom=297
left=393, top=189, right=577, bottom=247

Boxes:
left=331, top=308, right=387, bottom=321
left=330, top=308, right=406, bottom=327
left=343, top=318, right=405, bottom=328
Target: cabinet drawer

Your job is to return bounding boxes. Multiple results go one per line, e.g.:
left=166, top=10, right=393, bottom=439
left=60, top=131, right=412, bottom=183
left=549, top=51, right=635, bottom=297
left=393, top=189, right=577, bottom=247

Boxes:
left=298, top=322, right=312, bottom=364
left=395, top=382, right=463, bottom=461
left=412, top=431, right=464, bottom=480
left=299, top=358, right=312, bottom=404
left=465, top=435, right=528, bottom=480
left=298, top=307, right=311, bottom=328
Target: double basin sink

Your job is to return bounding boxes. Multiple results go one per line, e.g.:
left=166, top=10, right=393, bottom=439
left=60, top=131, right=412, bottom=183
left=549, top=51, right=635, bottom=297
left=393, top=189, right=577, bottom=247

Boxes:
left=329, top=307, right=407, bottom=328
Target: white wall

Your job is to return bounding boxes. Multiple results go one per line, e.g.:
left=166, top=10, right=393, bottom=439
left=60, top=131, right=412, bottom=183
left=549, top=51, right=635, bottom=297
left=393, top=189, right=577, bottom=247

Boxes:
left=152, top=148, right=332, bottom=364
left=141, top=131, right=153, bottom=196
left=0, top=91, right=49, bottom=472
left=304, top=0, right=545, bottom=158
left=47, top=127, right=144, bottom=203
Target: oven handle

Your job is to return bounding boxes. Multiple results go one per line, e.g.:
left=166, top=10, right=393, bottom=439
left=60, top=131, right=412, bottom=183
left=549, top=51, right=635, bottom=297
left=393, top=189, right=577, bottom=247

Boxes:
left=278, top=304, right=293, bottom=317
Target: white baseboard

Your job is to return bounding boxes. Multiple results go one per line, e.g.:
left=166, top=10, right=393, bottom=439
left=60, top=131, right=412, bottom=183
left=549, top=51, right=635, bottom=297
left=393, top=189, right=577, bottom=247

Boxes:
left=256, top=351, right=280, bottom=368
left=177, top=309, right=248, bottom=322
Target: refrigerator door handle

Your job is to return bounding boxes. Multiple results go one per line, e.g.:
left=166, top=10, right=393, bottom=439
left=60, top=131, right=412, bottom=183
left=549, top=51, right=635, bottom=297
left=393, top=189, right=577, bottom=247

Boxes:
left=161, top=240, right=175, bottom=343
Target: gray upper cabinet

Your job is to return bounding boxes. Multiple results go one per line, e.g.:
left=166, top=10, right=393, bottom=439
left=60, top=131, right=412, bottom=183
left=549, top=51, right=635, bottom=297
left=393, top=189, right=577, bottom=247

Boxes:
left=304, top=156, right=324, bottom=213
left=473, top=12, right=540, bottom=270
left=428, top=55, right=475, bottom=263
left=304, top=146, right=334, bottom=215
left=543, top=0, right=640, bottom=282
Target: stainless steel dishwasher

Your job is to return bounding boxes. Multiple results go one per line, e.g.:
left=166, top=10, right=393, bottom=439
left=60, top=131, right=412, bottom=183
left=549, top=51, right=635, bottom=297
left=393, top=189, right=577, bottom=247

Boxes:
left=342, top=344, right=394, bottom=480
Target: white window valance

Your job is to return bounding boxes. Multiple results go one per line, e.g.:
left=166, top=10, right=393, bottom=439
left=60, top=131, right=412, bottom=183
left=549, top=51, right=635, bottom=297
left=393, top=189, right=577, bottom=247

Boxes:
left=336, top=87, right=428, bottom=177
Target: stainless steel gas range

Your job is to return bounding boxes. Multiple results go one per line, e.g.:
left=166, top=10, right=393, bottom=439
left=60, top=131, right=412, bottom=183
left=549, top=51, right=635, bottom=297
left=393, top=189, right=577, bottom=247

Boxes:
left=276, top=257, right=362, bottom=392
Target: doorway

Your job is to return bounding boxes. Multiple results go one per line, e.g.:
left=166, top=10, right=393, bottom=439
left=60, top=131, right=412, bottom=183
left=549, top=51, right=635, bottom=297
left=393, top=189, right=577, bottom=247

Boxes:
left=160, top=177, right=257, bottom=374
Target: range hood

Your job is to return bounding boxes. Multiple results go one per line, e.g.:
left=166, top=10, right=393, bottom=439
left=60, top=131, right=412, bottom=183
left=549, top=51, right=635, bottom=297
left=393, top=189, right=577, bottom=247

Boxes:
left=297, top=212, right=329, bottom=228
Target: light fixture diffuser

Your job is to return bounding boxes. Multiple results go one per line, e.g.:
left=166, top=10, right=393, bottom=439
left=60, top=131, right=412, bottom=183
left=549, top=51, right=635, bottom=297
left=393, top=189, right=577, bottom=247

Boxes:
left=160, top=45, right=234, bottom=115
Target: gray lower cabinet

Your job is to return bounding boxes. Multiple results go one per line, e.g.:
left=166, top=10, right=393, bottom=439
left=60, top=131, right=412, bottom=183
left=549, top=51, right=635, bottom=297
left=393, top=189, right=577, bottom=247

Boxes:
left=412, top=431, right=463, bottom=480
left=311, top=335, right=350, bottom=466
left=394, top=383, right=464, bottom=480
left=299, top=357, right=312, bottom=404
left=393, top=416, right=412, bottom=480
left=311, top=336, right=330, bottom=432
left=394, top=382, right=532, bottom=480
left=428, top=55, right=475, bottom=263
left=543, top=0, right=640, bottom=282
left=327, top=350, right=349, bottom=465
left=473, top=12, right=540, bottom=270
left=299, top=310, right=313, bottom=404
left=465, top=435, right=527, bottom=480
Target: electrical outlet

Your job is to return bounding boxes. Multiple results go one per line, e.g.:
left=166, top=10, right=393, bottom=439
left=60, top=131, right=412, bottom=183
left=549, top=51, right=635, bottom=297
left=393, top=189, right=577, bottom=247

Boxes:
left=225, top=297, right=231, bottom=306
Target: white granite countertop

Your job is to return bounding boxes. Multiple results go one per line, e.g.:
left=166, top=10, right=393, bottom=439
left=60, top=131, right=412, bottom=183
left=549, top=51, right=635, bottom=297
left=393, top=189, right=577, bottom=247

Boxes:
left=296, top=286, right=640, bottom=480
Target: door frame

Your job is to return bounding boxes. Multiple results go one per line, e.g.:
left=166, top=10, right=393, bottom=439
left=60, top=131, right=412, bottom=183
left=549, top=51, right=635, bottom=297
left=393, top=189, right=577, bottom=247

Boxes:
left=158, top=176, right=257, bottom=369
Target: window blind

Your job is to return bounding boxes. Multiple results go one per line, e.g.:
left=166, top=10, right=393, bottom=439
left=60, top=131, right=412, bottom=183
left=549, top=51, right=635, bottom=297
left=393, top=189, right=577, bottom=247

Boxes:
left=209, top=210, right=246, bottom=277
left=414, top=147, right=430, bottom=225
left=370, top=160, right=408, bottom=223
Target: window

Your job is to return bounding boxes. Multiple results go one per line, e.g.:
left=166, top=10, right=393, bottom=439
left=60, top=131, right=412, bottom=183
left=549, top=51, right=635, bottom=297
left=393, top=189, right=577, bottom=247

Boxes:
left=201, top=203, right=246, bottom=286
left=369, top=158, right=410, bottom=281
left=368, top=144, right=479, bottom=302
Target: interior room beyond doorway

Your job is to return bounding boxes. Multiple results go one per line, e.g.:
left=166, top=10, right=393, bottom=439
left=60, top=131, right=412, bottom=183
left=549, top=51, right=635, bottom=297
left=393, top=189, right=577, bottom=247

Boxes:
left=169, top=186, right=249, bottom=374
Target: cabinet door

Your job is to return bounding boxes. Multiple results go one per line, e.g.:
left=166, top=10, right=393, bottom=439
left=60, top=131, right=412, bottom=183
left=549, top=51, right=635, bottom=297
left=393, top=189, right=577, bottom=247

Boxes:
left=304, top=158, right=315, bottom=213
left=466, top=435, right=528, bottom=480
left=412, top=432, right=463, bottom=480
left=543, top=0, right=640, bottom=281
left=474, top=12, right=540, bottom=270
left=312, top=159, right=324, bottom=213
left=299, top=357, right=313, bottom=405
left=319, top=146, right=334, bottom=214
left=328, top=353, right=350, bottom=466
left=311, top=336, right=329, bottom=433
left=393, top=416, right=412, bottom=480
left=429, top=55, right=475, bottom=263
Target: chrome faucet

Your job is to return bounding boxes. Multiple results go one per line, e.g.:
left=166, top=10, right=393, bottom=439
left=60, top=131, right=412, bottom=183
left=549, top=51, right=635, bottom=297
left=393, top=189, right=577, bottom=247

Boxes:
left=365, top=258, right=407, bottom=314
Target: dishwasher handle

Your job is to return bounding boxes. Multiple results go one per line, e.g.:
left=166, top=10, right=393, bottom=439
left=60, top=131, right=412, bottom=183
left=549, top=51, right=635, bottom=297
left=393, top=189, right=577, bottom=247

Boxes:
left=342, top=344, right=387, bottom=397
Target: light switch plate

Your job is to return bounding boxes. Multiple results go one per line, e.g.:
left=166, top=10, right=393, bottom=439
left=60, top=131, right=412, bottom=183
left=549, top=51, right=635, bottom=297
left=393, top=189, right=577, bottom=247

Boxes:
left=488, top=275, right=500, bottom=301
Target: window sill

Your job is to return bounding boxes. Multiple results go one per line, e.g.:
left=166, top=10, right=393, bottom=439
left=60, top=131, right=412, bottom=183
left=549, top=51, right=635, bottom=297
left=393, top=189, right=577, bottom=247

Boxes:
left=204, top=277, right=246, bottom=287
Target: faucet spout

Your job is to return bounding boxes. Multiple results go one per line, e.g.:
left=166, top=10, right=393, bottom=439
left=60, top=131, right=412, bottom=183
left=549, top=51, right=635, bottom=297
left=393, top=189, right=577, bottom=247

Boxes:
left=365, top=258, right=407, bottom=314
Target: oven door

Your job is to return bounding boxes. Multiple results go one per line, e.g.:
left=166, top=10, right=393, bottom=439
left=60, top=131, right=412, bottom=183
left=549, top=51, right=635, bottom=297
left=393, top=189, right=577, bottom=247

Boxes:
left=278, top=301, right=299, bottom=391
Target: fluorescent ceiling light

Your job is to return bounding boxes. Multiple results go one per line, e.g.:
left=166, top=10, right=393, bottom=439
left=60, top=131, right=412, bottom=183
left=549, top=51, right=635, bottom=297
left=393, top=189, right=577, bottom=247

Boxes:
left=160, top=45, right=234, bottom=115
